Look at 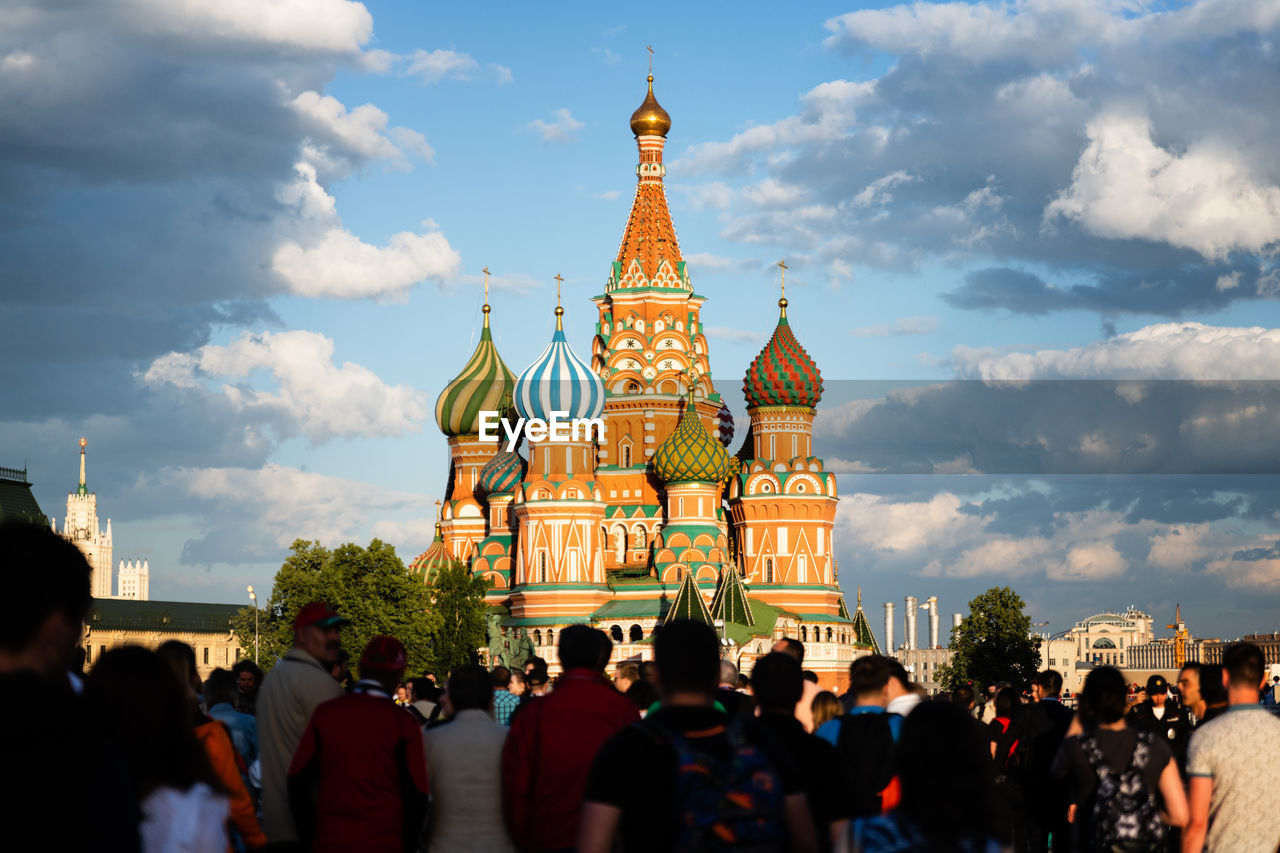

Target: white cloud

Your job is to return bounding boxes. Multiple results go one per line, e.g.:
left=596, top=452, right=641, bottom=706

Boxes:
left=406, top=48, right=479, bottom=83
left=673, top=182, right=736, bottom=211
left=1046, top=113, right=1280, bottom=259
left=953, top=321, right=1280, bottom=380
left=823, top=0, right=1127, bottom=64
left=594, top=190, right=622, bottom=201
left=125, top=0, right=375, bottom=53
left=1049, top=540, right=1128, bottom=581
left=2, top=51, right=34, bottom=71
left=675, top=79, right=876, bottom=174
left=592, top=47, right=622, bottom=65
left=1148, top=523, right=1216, bottom=570
left=742, top=178, right=810, bottom=208
left=704, top=326, right=766, bottom=344
left=838, top=492, right=982, bottom=553
left=852, top=171, right=914, bottom=207
left=290, top=91, right=434, bottom=169
left=270, top=162, right=460, bottom=299
left=142, top=329, right=428, bottom=442
left=527, top=108, right=584, bottom=143
left=149, top=463, right=431, bottom=560
left=851, top=315, right=939, bottom=337
left=489, top=64, right=514, bottom=85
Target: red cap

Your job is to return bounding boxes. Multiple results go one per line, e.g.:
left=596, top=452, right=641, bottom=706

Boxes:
left=294, top=601, right=351, bottom=631
left=360, top=635, right=408, bottom=676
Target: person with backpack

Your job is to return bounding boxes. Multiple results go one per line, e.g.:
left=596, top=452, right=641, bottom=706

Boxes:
left=748, top=652, right=854, bottom=852
left=817, top=655, right=902, bottom=820
left=579, top=619, right=818, bottom=853
left=853, top=702, right=1007, bottom=853
left=1051, top=666, right=1187, bottom=853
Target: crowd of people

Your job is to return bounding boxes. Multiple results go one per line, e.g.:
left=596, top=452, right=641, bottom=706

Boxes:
left=4, top=518, right=1280, bottom=853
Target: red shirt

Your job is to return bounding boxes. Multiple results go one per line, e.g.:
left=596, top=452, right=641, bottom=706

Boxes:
left=288, top=689, right=429, bottom=853
left=501, top=669, right=639, bottom=851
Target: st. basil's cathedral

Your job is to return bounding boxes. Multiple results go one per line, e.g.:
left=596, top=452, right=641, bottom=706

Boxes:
left=412, top=74, right=879, bottom=688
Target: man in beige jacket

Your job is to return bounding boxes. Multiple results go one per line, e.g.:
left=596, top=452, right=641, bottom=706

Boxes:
left=257, top=601, right=348, bottom=846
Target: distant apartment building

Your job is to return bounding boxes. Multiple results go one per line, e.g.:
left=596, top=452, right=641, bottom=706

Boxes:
left=1041, top=608, right=1154, bottom=693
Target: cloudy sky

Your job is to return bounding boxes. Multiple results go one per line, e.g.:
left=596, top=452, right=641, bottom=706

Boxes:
left=6, top=0, right=1280, bottom=641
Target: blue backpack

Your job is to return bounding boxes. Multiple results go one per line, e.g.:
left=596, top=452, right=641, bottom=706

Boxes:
left=642, top=718, right=789, bottom=852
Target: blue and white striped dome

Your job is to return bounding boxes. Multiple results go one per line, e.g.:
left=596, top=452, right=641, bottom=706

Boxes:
left=514, top=311, right=605, bottom=423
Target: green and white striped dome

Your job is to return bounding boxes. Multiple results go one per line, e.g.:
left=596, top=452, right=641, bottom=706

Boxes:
left=435, top=306, right=517, bottom=437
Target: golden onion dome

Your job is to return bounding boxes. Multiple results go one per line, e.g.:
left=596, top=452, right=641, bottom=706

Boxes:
left=629, top=74, right=671, bottom=138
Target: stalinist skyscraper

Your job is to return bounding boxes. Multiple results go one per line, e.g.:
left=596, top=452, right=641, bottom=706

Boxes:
left=54, top=437, right=113, bottom=598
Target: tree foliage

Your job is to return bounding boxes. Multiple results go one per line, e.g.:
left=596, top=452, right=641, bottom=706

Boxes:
left=424, top=557, right=491, bottom=677
left=939, top=586, right=1043, bottom=692
left=232, top=539, right=439, bottom=676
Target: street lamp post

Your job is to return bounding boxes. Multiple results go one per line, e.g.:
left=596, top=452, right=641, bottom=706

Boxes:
left=247, top=585, right=258, bottom=664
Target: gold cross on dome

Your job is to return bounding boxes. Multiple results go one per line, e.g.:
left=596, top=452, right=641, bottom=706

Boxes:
left=435, top=499, right=441, bottom=520
left=554, top=273, right=564, bottom=306
left=646, top=45, right=654, bottom=74
left=777, top=259, right=787, bottom=298
left=482, top=267, right=490, bottom=303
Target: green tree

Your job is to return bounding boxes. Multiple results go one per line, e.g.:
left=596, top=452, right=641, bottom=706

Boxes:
left=424, top=557, right=491, bottom=677
left=939, top=586, right=1043, bottom=692
left=233, top=539, right=439, bottom=676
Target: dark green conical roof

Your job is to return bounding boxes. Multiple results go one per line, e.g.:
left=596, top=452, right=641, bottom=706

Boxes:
left=709, top=567, right=754, bottom=627
left=665, top=571, right=713, bottom=625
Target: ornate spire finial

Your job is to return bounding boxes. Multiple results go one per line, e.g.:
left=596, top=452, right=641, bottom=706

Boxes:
left=553, top=273, right=565, bottom=329
left=857, top=586, right=863, bottom=608
left=77, top=436, right=87, bottom=494
left=777, top=259, right=789, bottom=318
left=647, top=44, right=654, bottom=75
left=481, top=266, right=492, bottom=325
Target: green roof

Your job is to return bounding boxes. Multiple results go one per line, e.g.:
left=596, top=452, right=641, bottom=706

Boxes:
left=502, top=615, right=593, bottom=627
left=666, top=572, right=713, bottom=624
left=0, top=467, right=47, bottom=525
left=851, top=605, right=882, bottom=653
left=793, top=611, right=852, bottom=624
left=606, top=504, right=663, bottom=518
left=593, top=599, right=667, bottom=620
left=710, top=568, right=754, bottom=627
left=87, top=599, right=244, bottom=634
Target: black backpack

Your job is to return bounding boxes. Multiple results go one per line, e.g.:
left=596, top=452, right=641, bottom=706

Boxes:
left=1081, top=731, right=1166, bottom=851
left=833, top=713, right=897, bottom=817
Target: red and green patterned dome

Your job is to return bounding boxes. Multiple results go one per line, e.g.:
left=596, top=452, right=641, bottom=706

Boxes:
left=408, top=523, right=449, bottom=584
left=654, top=400, right=731, bottom=483
left=743, top=299, right=823, bottom=409
left=480, top=449, right=526, bottom=495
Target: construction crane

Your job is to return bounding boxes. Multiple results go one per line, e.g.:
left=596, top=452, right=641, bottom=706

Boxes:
left=1167, top=604, right=1188, bottom=669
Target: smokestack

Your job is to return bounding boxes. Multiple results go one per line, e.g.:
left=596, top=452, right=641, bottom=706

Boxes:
left=883, top=602, right=895, bottom=653
left=905, top=595, right=918, bottom=650
left=926, top=596, right=939, bottom=649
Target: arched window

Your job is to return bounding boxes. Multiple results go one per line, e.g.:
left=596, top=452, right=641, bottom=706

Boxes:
left=626, top=381, right=640, bottom=394
left=634, top=527, right=647, bottom=550
left=620, top=444, right=632, bottom=467
left=538, top=552, right=548, bottom=584
left=826, top=627, right=833, bottom=642
left=765, top=558, right=774, bottom=583
left=614, top=527, right=626, bottom=562
left=546, top=629, right=554, bottom=647
left=533, top=630, right=542, bottom=646
left=611, top=625, right=624, bottom=643
left=801, top=626, right=808, bottom=642
left=629, top=624, right=643, bottom=642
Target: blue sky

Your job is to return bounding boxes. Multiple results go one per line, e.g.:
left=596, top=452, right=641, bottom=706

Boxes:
left=5, top=0, right=1280, bottom=641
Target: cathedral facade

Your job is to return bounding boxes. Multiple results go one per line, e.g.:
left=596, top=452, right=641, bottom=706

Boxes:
left=415, top=76, right=876, bottom=687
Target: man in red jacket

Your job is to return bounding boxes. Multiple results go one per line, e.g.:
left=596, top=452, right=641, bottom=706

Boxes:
left=502, top=625, right=638, bottom=852
left=288, top=636, right=429, bottom=853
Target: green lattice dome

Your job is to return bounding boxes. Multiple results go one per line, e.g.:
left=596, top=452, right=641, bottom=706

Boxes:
left=435, top=308, right=517, bottom=437
left=654, top=401, right=731, bottom=483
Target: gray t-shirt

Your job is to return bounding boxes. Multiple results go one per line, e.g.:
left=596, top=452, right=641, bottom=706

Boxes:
left=1186, top=705, right=1280, bottom=853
